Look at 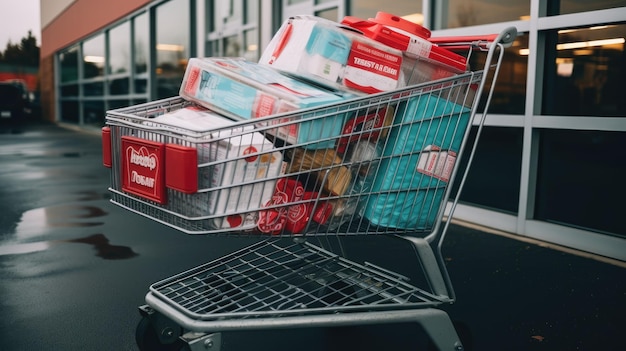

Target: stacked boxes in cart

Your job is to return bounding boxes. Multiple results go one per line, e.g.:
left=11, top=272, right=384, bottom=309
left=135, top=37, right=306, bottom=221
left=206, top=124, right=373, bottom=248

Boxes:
left=103, top=12, right=473, bottom=234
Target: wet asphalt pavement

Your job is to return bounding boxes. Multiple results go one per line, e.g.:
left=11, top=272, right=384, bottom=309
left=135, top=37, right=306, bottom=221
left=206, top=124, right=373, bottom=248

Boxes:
left=0, top=120, right=624, bottom=351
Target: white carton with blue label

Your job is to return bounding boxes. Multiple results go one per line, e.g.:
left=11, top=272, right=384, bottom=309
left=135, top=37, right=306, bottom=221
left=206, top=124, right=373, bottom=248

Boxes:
left=152, top=106, right=284, bottom=230
left=259, top=15, right=407, bottom=94
left=180, top=57, right=349, bottom=149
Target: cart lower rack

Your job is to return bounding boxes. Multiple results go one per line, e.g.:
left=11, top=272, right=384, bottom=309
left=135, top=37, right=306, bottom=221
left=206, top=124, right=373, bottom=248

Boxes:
left=104, top=27, right=517, bottom=351
left=148, top=239, right=447, bottom=320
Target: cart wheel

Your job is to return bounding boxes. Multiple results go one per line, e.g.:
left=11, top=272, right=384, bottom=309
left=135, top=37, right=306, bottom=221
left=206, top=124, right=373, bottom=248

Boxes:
left=136, top=316, right=186, bottom=351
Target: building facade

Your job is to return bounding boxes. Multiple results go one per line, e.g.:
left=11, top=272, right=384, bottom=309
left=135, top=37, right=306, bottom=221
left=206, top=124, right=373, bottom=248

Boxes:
left=40, top=0, right=626, bottom=261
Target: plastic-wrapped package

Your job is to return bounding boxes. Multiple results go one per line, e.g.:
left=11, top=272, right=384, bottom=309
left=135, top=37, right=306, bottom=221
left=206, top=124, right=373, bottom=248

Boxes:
left=361, top=94, right=470, bottom=230
left=152, top=107, right=284, bottom=230
left=180, top=57, right=350, bottom=149
left=259, top=15, right=406, bottom=94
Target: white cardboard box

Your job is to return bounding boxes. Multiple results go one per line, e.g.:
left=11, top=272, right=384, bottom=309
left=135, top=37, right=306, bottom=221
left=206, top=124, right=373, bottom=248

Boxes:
left=153, top=107, right=284, bottom=230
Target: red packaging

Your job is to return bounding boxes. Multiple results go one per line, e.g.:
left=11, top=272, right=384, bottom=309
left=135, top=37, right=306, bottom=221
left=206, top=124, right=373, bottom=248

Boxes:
left=258, top=179, right=333, bottom=234
left=369, top=12, right=431, bottom=39
left=343, top=39, right=404, bottom=94
left=341, top=13, right=467, bottom=75
left=258, top=178, right=304, bottom=235
left=336, top=106, right=393, bottom=154
left=287, top=192, right=333, bottom=233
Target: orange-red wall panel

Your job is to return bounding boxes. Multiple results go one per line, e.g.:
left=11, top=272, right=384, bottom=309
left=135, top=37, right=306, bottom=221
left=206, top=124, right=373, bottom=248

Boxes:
left=41, top=0, right=152, bottom=58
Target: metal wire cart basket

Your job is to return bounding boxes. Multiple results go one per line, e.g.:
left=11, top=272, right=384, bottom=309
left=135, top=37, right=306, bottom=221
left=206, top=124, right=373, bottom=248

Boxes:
left=103, top=27, right=517, bottom=351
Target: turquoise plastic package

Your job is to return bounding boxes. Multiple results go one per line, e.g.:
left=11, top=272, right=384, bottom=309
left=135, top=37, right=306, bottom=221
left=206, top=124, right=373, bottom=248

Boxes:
left=361, top=93, right=470, bottom=230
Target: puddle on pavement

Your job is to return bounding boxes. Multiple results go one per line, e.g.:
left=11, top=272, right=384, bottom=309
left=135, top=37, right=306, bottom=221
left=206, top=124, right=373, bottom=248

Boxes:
left=0, top=233, right=138, bottom=260
left=0, top=241, right=52, bottom=256
left=66, top=233, right=138, bottom=260
left=1, top=203, right=137, bottom=259
left=15, top=205, right=106, bottom=238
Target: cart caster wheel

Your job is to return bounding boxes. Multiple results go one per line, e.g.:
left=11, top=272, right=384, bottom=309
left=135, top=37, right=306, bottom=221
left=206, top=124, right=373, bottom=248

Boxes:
left=136, top=316, right=186, bottom=351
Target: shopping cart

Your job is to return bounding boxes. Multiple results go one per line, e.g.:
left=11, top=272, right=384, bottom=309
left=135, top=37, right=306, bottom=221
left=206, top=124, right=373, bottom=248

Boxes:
left=103, top=27, right=517, bottom=351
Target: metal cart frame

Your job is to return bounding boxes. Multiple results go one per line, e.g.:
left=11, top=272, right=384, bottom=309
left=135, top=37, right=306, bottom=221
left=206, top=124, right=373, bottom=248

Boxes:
left=104, top=27, right=517, bottom=351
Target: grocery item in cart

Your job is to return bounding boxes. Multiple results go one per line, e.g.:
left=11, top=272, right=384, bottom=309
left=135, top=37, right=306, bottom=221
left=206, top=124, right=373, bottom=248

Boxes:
left=180, top=57, right=345, bottom=119
left=154, top=107, right=284, bottom=230
left=286, top=148, right=352, bottom=196
left=335, top=105, right=394, bottom=154
left=180, top=57, right=349, bottom=149
left=361, top=93, right=470, bottom=230
left=259, top=15, right=406, bottom=94
left=257, top=178, right=332, bottom=234
left=341, top=12, right=467, bottom=85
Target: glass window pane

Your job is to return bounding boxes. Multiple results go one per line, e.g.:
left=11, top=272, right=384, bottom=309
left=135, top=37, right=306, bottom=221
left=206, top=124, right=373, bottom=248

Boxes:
left=134, top=78, right=148, bottom=94
left=245, top=0, right=258, bottom=24
left=83, top=100, right=105, bottom=126
left=223, top=35, right=242, bottom=57
left=542, top=24, right=626, bottom=117
left=60, top=100, right=79, bottom=123
left=134, top=12, right=149, bottom=75
left=109, top=21, right=131, bottom=75
left=206, top=40, right=218, bottom=57
left=109, top=99, right=131, bottom=110
left=315, top=7, right=338, bottom=21
left=546, top=0, right=626, bottom=16
left=244, top=29, right=258, bottom=60
left=83, top=34, right=105, bottom=79
left=216, top=0, right=242, bottom=25
left=60, top=84, right=78, bottom=97
left=83, top=82, right=104, bottom=96
left=535, top=130, right=626, bottom=237
left=59, top=45, right=79, bottom=82
left=156, top=0, right=190, bottom=99
left=109, top=78, right=130, bottom=95
left=454, top=33, right=528, bottom=114
left=451, top=127, right=523, bottom=214
left=436, top=0, right=529, bottom=29
left=349, top=1, right=423, bottom=21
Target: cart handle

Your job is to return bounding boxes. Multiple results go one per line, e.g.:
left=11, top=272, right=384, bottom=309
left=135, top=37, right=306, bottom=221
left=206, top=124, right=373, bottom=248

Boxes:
left=429, top=26, right=518, bottom=50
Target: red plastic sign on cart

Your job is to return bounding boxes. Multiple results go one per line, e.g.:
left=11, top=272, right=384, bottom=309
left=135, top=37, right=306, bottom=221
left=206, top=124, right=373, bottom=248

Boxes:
left=121, top=136, right=167, bottom=204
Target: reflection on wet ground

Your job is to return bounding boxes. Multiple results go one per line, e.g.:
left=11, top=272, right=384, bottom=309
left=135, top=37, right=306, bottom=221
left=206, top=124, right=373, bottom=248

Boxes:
left=67, top=233, right=138, bottom=260
left=1, top=202, right=136, bottom=260
left=0, top=241, right=52, bottom=256
left=75, top=191, right=110, bottom=201
left=15, top=205, right=107, bottom=238
left=0, top=233, right=138, bottom=260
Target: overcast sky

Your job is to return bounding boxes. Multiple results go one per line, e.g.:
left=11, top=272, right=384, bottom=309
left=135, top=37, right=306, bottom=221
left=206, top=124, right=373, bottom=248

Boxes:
left=0, top=0, right=41, bottom=47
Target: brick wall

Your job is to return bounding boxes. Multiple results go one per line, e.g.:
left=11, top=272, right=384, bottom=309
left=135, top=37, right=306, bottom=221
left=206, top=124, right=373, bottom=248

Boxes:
left=39, top=55, right=55, bottom=122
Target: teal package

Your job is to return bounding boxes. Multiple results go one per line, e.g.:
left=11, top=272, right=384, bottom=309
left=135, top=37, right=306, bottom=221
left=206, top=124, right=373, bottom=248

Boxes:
left=305, top=25, right=351, bottom=63
left=288, top=108, right=349, bottom=149
left=196, top=69, right=258, bottom=119
left=361, top=94, right=470, bottom=230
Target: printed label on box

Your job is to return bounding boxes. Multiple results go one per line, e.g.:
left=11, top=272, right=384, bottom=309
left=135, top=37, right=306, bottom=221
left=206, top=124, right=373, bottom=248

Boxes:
left=416, top=145, right=457, bottom=183
left=183, top=66, right=201, bottom=96
left=344, top=41, right=402, bottom=93
left=406, top=38, right=433, bottom=59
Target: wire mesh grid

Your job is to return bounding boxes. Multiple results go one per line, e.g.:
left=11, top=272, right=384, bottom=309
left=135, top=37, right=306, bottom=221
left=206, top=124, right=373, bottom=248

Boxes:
left=105, top=71, right=483, bottom=237
left=149, top=239, right=446, bottom=321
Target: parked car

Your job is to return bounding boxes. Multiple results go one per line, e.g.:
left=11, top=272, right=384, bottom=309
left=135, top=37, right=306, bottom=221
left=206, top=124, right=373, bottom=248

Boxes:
left=0, top=81, right=31, bottom=124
